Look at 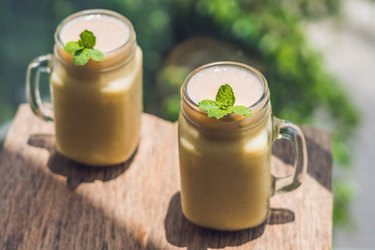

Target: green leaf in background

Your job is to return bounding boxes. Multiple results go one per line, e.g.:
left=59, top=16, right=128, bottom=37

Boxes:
left=333, top=179, right=357, bottom=228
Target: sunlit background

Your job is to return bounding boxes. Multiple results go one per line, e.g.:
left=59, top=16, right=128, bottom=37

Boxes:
left=0, top=0, right=374, bottom=248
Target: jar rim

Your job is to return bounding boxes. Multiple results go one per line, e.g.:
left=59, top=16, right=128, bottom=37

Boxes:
left=53, top=9, right=137, bottom=72
left=54, top=9, right=136, bottom=56
left=181, top=61, right=269, bottom=117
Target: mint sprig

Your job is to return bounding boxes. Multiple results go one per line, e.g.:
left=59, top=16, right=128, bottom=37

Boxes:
left=198, top=84, right=252, bottom=119
left=64, top=30, right=104, bottom=66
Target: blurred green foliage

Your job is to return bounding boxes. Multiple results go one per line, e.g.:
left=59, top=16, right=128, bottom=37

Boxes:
left=333, top=179, right=357, bottom=228
left=0, top=0, right=358, bottom=228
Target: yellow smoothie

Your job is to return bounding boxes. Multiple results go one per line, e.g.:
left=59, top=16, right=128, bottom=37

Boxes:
left=179, top=63, right=273, bottom=230
left=51, top=11, right=142, bottom=165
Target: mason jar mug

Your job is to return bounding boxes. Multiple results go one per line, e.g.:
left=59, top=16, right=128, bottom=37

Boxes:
left=178, top=62, right=307, bottom=231
left=26, top=9, right=143, bottom=166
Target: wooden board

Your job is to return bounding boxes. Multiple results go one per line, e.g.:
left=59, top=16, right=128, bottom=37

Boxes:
left=0, top=105, right=332, bottom=249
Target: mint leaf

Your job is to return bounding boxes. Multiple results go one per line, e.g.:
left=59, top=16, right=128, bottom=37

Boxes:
left=231, top=105, right=252, bottom=117
left=207, top=109, right=229, bottom=119
left=199, top=100, right=226, bottom=119
left=197, top=83, right=253, bottom=119
left=198, top=100, right=219, bottom=112
left=73, top=49, right=90, bottom=66
left=216, top=84, right=235, bottom=108
left=64, top=29, right=104, bottom=66
left=87, top=49, right=104, bottom=61
left=80, top=30, right=96, bottom=48
left=65, top=41, right=82, bottom=54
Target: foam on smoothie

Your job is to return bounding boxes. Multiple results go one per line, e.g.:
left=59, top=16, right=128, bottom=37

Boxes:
left=59, top=14, right=130, bottom=53
left=186, top=64, right=264, bottom=107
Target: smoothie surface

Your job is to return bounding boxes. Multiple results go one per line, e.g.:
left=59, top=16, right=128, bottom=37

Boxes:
left=60, top=13, right=130, bottom=53
left=186, top=64, right=264, bottom=107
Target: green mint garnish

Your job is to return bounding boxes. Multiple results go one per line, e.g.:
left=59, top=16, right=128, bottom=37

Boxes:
left=64, top=30, right=104, bottom=66
left=198, top=84, right=252, bottom=119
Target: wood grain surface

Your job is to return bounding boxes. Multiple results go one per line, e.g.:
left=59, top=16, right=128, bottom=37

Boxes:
left=0, top=105, right=332, bottom=249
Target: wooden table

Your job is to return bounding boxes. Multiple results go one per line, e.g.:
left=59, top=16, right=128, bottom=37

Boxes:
left=0, top=105, right=332, bottom=249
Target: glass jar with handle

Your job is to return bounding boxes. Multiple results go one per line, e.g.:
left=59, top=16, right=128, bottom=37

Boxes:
left=26, top=9, right=143, bottom=166
left=178, top=61, right=307, bottom=230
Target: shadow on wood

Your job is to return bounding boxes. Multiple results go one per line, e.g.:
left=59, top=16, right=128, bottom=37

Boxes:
left=0, top=147, right=157, bottom=250
left=267, top=208, right=295, bottom=225
left=164, top=192, right=295, bottom=250
left=27, top=133, right=135, bottom=189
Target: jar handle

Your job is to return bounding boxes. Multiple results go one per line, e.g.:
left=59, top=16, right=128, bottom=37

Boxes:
left=272, top=116, right=308, bottom=195
left=26, top=54, right=54, bottom=121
